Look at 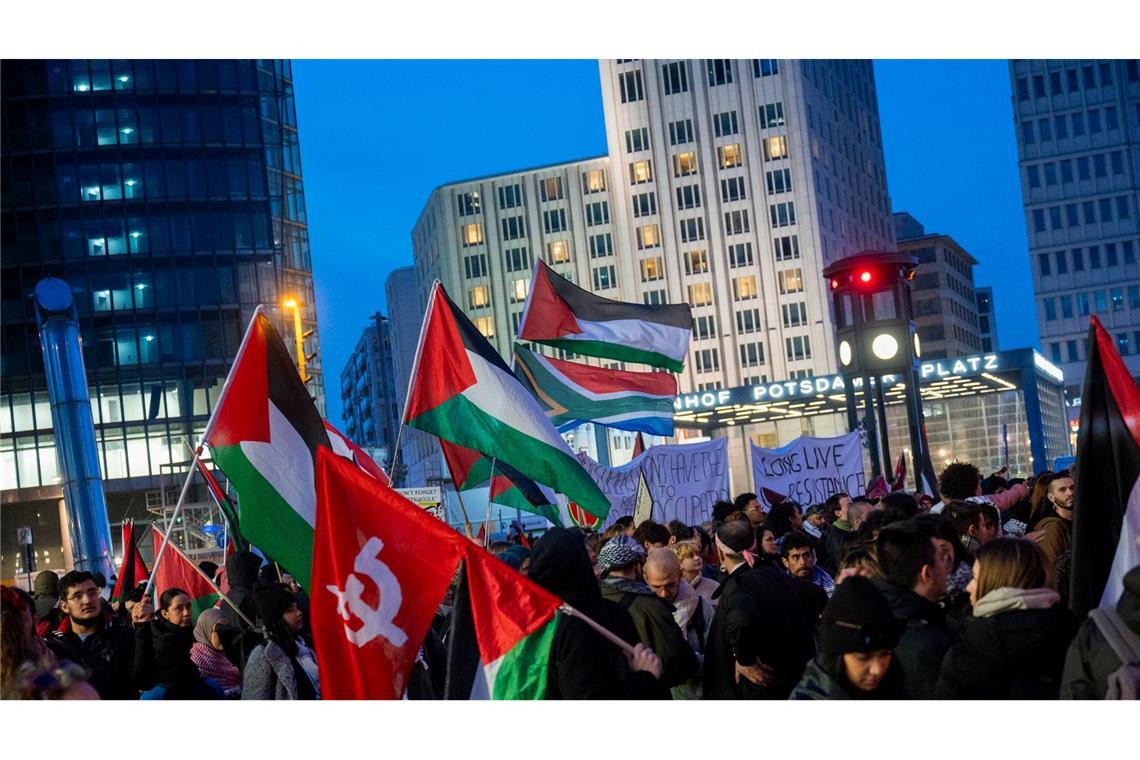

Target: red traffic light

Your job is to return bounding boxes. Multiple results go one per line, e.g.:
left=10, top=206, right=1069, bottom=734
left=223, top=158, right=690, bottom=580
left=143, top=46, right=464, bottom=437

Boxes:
left=858, top=270, right=873, bottom=284
left=830, top=278, right=840, bottom=290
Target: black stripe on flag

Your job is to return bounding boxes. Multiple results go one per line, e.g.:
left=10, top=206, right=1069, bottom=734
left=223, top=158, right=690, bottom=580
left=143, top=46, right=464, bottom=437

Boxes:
left=263, top=316, right=330, bottom=457
left=438, top=286, right=514, bottom=375
left=546, top=261, right=692, bottom=329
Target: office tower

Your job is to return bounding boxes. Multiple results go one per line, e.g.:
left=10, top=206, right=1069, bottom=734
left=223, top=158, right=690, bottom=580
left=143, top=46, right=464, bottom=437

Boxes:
left=1, top=60, right=323, bottom=576
left=1010, top=59, right=1140, bottom=423
left=339, top=313, right=399, bottom=469
left=893, top=212, right=984, bottom=358
left=976, top=286, right=999, bottom=353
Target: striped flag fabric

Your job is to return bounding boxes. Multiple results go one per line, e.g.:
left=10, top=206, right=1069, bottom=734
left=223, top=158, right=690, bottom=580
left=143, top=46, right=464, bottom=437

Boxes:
left=518, top=260, right=692, bottom=372
left=150, top=527, right=221, bottom=619
left=110, top=520, right=149, bottom=603
left=1070, top=316, right=1140, bottom=618
left=440, top=439, right=494, bottom=491
left=325, top=421, right=390, bottom=484
left=445, top=544, right=562, bottom=700
left=490, top=460, right=563, bottom=526
left=193, top=455, right=247, bottom=552
left=513, top=343, right=677, bottom=436
left=404, top=283, right=610, bottom=520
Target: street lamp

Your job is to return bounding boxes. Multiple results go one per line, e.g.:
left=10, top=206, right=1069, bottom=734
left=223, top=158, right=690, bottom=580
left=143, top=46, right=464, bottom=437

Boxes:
left=282, top=298, right=314, bottom=383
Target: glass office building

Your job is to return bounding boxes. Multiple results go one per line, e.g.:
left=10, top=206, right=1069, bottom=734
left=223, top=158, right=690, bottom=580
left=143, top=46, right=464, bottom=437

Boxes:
left=1, top=60, right=322, bottom=578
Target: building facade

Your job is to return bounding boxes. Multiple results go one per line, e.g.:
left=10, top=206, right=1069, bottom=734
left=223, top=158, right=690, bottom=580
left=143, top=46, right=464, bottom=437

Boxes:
left=894, top=212, right=984, bottom=358
left=409, top=59, right=897, bottom=490
left=976, top=286, right=999, bottom=353
left=1010, top=59, right=1140, bottom=421
left=339, top=313, right=399, bottom=469
left=1, top=59, right=323, bottom=578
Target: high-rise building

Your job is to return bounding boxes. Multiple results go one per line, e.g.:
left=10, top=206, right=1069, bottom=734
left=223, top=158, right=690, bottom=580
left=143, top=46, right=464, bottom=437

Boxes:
left=410, top=59, right=897, bottom=489
left=893, top=212, right=984, bottom=359
left=339, top=313, right=399, bottom=469
left=976, top=286, right=999, bottom=353
left=1, top=60, right=323, bottom=577
left=1010, top=59, right=1140, bottom=421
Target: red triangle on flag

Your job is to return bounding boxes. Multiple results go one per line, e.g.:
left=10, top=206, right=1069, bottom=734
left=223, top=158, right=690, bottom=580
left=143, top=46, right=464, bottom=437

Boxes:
left=404, top=285, right=478, bottom=421
left=150, top=526, right=220, bottom=616
left=110, top=520, right=149, bottom=603
left=518, top=260, right=582, bottom=341
left=207, top=314, right=271, bottom=448
left=632, top=432, right=646, bottom=459
left=311, top=448, right=468, bottom=699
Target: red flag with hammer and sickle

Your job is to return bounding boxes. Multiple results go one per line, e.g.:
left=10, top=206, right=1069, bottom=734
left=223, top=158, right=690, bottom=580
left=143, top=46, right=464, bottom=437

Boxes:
left=312, top=448, right=466, bottom=699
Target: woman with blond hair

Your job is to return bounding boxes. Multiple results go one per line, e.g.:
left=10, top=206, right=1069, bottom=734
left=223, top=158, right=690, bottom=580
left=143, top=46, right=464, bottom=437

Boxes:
left=671, top=540, right=718, bottom=608
left=935, top=537, right=1077, bottom=698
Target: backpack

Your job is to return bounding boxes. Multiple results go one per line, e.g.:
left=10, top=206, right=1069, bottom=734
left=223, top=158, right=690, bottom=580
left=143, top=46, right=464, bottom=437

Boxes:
left=1089, top=607, right=1140, bottom=700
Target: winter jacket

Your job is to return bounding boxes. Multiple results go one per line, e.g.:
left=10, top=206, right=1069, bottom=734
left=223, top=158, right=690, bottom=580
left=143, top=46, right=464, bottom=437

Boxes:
left=824, top=523, right=855, bottom=572
left=872, top=578, right=954, bottom=700
left=704, top=563, right=827, bottom=700
left=135, top=617, right=222, bottom=700
left=242, top=638, right=319, bottom=700
left=44, top=614, right=145, bottom=700
left=220, top=551, right=262, bottom=629
left=669, top=578, right=714, bottom=699
left=1060, top=565, right=1140, bottom=699
left=790, top=655, right=908, bottom=700
left=601, top=577, right=698, bottom=688
left=936, top=587, right=1077, bottom=699
left=1035, top=516, right=1072, bottom=580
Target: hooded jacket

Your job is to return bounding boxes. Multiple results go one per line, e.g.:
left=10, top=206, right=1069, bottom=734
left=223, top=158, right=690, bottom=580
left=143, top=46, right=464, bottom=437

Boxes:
left=704, top=563, right=826, bottom=700
left=1060, top=565, right=1140, bottom=699
left=221, top=551, right=262, bottom=628
left=936, top=587, right=1077, bottom=699
left=871, top=578, right=954, bottom=700
left=600, top=576, right=698, bottom=688
left=527, top=528, right=669, bottom=700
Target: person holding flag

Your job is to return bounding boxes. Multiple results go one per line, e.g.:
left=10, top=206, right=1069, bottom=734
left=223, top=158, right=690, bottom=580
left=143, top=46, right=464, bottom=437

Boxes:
left=134, top=588, right=223, bottom=700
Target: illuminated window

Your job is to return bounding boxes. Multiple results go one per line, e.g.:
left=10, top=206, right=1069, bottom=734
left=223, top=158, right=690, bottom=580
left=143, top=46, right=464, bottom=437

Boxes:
left=583, top=169, right=606, bottom=193
left=547, top=240, right=571, bottom=264
left=629, top=160, right=653, bottom=184
left=764, top=135, right=788, bottom=161
left=640, top=256, right=664, bottom=282
left=687, top=283, right=713, bottom=306
left=467, top=285, right=491, bottom=309
left=733, top=275, right=758, bottom=301
left=509, top=279, right=529, bottom=303
left=461, top=222, right=483, bottom=247
left=686, top=250, right=709, bottom=275
left=637, top=224, right=661, bottom=249
left=673, top=152, right=698, bottom=177
left=718, top=144, right=743, bottom=169
left=778, top=268, right=804, bottom=294
left=474, top=316, right=495, bottom=338
left=540, top=177, right=564, bottom=202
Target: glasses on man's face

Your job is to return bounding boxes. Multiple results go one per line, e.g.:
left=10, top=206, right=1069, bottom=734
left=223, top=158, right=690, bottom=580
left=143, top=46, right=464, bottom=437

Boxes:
left=66, top=589, right=101, bottom=603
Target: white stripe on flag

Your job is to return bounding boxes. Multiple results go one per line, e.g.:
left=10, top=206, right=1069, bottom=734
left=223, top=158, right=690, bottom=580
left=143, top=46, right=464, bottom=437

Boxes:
left=239, top=400, right=317, bottom=528
left=530, top=351, right=673, bottom=402
left=564, top=317, right=690, bottom=363
left=1099, top=475, right=1140, bottom=608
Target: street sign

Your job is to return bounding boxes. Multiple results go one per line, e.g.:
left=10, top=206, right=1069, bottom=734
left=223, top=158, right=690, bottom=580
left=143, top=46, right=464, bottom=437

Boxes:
left=17, top=526, right=33, bottom=546
left=395, top=486, right=445, bottom=522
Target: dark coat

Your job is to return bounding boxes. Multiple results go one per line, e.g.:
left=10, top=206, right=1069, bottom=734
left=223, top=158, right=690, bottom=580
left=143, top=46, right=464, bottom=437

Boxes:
left=824, top=524, right=856, bottom=571
left=704, top=563, right=827, bottom=700
left=1061, top=565, right=1140, bottom=699
left=45, top=615, right=145, bottom=700
left=936, top=605, right=1077, bottom=699
left=600, top=578, right=698, bottom=688
left=221, top=551, right=261, bottom=628
left=134, top=616, right=221, bottom=699
left=872, top=579, right=953, bottom=700
left=790, top=655, right=908, bottom=700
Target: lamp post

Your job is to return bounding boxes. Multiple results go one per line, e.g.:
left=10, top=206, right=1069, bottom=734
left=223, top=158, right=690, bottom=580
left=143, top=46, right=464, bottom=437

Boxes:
left=282, top=298, right=313, bottom=383
left=822, top=251, right=938, bottom=493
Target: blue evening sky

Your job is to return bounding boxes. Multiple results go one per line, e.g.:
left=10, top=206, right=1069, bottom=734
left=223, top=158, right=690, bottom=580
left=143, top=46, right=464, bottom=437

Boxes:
left=293, top=60, right=1035, bottom=428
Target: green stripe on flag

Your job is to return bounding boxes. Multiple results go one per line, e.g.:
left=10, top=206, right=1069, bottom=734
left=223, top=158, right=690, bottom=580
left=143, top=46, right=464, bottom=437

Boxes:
left=533, top=338, right=684, bottom=372
left=212, top=444, right=316, bottom=588
left=491, top=483, right=563, bottom=526
left=492, top=614, right=558, bottom=699
left=191, top=594, right=222, bottom=620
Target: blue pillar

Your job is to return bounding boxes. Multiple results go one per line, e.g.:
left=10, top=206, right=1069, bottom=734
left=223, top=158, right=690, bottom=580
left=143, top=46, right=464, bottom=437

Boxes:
left=1018, top=353, right=1049, bottom=476
left=34, top=278, right=115, bottom=578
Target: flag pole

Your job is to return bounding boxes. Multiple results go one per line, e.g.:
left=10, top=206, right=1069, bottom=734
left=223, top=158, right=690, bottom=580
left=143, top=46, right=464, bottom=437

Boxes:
left=558, top=603, right=637, bottom=657
left=153, top=526, right=257, bottom=629
left=485, top=457, right=497, bottom=547
left=145, top=306, right=266, bottom=601
left=391, top=281, right=441, bottom=479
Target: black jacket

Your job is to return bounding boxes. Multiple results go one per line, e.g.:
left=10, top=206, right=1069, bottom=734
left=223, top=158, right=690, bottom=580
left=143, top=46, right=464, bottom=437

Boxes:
left=600, top=578, right=698, bottom=689
left=45, top=616, right=145, bottom=700
left=872, top=579, right=953, bottom=700
left=704, top=563, right=826, bottom=699
left=1061, top=565, right=1140, bottom=699
left=134, top=616, right=222, bottom=699
left=936, top=604, right=1077, bottom=699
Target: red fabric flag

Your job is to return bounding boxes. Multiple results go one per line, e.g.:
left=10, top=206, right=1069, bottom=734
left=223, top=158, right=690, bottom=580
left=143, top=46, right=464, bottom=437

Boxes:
left=312, top=447, right=467, bottom=699
left=632, top=432, right=646, bottom=458
left=891, top=453, right=907, bottom=492
left=150, top=527, right=221, bottom=618
left=110, top=521, right=149, bottom=603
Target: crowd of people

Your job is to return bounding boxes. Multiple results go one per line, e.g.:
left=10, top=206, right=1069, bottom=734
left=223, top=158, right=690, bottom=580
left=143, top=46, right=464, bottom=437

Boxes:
left=2, top=460, right=1137, bottom=700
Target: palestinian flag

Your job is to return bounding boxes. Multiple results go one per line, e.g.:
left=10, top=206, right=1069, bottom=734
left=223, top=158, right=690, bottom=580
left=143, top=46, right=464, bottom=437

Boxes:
left=891, top=452, right=907, bottom=492
left=193, top=455, right=247, bottom=552
left=514, top=343, right=677, bottom=436
left=325, top=421, right=390, bottom=484
left=444, top=544, right=562, bottom=699
left=404, top=283, right=610, bottom=520
left=1070, top=316, right=1140, bottom=618
left=491, top=460, right=563, bottom=526
left=518, top=260, right=692, bottom=372
left=440, top=439, right=494, bottom=491
left=150, top=527, right=221, bottom=619
left=110, top=520, right=149, bottom=603
left=204, top=312, right=330, bottom=589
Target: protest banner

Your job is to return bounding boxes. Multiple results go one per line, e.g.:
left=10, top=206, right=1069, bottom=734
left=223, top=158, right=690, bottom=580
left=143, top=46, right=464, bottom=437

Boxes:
left=749, top=433, right=865, bottom=509
left=395, top=486, right=446, bottom=522
left=564, top=438, right=729, bottom=527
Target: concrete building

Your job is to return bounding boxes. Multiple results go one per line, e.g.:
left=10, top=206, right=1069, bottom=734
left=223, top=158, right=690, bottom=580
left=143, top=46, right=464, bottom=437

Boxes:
left=410, top=59, right=897, bottom=492
left=1, top=60, right=323, bottom=578
left=1010, top=59, right=1140, bottom=421
left=976, top=286, right=999, bottom=353
left=893, top=212, right=984, bottom=359
left=339, top=313, right=399, bottom=470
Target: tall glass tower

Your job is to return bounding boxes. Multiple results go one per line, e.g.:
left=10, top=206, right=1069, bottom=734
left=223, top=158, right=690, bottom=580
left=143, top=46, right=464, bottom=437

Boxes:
left=1, top=60, right=323, bottom=577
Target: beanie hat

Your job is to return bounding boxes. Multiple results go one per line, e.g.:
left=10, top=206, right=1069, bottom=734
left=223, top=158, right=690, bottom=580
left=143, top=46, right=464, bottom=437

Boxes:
left=818, top=576, right=906, bottom=654
left=253, top=583, right=297, bottom=624
left=597, top=535, right=646, bottom=575
left=34, top=570, right=60, bottom=599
